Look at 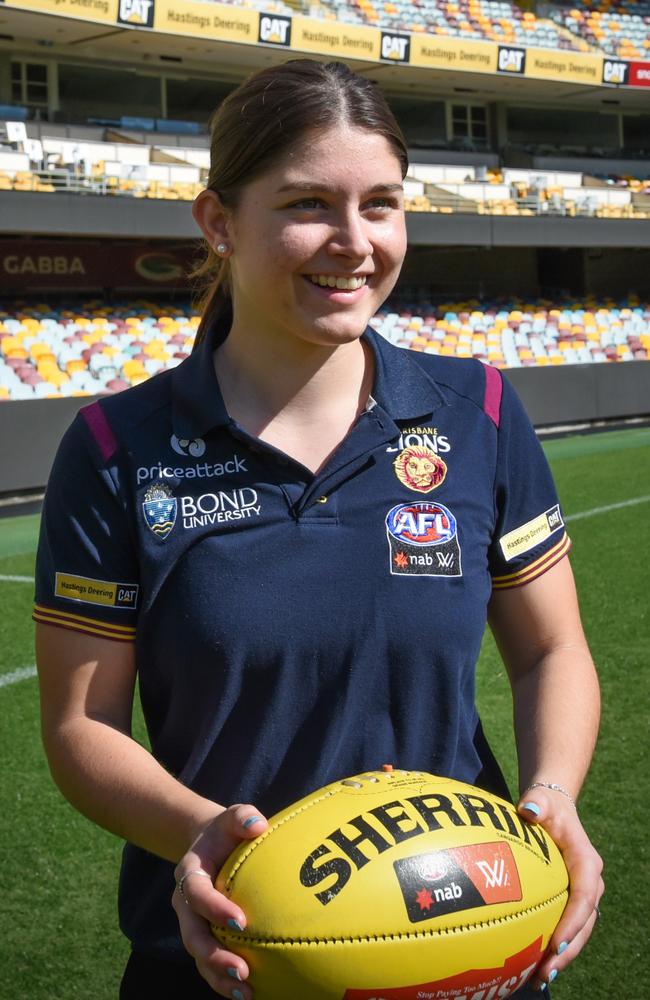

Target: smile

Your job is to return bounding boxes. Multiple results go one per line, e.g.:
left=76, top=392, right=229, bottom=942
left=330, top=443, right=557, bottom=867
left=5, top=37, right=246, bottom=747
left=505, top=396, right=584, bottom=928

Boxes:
left=309, top=275, right=367, bottom=290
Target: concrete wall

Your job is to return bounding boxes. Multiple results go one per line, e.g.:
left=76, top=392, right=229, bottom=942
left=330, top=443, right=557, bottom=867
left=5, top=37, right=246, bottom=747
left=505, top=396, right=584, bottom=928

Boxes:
left=2, top=361, right=649, bottom=495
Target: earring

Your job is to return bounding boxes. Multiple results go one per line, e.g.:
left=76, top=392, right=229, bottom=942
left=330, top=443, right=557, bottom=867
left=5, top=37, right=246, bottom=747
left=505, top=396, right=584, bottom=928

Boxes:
left=215, top=242, right=229, bottom=256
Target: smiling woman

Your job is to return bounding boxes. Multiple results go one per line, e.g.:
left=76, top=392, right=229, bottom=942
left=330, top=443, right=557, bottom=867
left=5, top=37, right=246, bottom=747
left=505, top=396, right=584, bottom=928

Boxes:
left=34, top=59, right=602, bottom=1000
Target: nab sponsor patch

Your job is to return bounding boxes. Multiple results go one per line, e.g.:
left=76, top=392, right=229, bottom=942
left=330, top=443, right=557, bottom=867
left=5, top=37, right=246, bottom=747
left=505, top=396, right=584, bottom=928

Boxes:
left=394, top=842, right=522, bottom=923
left=55, top=573, right=139, bottom=609
left=393, top=446, right=447, bottom=494
left=499, top=504, right=564, bottom=561
left=143, top=482, right=177, bottom=540
left=386, top=501, right=462, bottom=577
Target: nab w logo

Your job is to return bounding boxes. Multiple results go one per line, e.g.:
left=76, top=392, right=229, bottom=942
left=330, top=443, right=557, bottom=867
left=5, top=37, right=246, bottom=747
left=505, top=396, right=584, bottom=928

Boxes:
left=118, top=0, right=154, bottom=27
left=436, top=551, right=455, bottom=569
left=258, top=14, right=291, bottom=46
left=497, top=45, right=526, bottom=74
left=476, top=857, right=509, bottom=889
left=380, top=32, right=410, bottom=63
left=603, top=60, right=629, bottom=85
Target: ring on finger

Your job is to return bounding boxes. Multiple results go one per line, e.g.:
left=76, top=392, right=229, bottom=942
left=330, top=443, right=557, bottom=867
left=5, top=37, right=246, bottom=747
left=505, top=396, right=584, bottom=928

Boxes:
left=594, top=904, right=602, bottom=922
left=177, top=869, right=213, bottom=904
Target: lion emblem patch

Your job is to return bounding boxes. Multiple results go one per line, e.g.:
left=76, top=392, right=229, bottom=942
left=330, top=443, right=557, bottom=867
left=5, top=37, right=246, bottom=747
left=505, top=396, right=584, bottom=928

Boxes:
left=393, top=446, right=447, bottom=494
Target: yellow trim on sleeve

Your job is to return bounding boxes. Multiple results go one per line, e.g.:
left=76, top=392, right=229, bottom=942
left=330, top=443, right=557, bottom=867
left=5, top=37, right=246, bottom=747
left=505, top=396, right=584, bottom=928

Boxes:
left=491, top=533, right=571, bottom=590
left=33, top=603, right=136, bottom=642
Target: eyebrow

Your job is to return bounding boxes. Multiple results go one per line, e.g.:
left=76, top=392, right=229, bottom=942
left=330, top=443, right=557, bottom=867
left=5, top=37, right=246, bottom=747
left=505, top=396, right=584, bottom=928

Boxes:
left=276, top=181, right=404, bottom=194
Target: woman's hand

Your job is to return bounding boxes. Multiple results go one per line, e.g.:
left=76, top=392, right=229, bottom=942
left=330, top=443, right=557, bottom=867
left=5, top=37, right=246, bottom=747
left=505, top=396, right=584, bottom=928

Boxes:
left=172, top=805, right=269, bottom=998
left=517, top=787, right=604, bottom=992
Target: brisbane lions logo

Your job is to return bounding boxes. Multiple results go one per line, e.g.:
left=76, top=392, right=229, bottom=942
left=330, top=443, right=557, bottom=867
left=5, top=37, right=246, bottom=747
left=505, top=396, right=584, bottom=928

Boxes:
left=394, top=446, right=447, bottom=494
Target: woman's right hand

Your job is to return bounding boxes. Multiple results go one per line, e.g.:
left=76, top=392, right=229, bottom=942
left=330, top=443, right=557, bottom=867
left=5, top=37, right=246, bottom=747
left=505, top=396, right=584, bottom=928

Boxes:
left=172, top=805, right=269, bottom=998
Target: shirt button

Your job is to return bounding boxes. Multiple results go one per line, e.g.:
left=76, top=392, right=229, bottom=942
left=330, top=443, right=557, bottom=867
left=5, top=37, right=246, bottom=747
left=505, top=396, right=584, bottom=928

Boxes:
left=316, top=495, right=328, bottom=504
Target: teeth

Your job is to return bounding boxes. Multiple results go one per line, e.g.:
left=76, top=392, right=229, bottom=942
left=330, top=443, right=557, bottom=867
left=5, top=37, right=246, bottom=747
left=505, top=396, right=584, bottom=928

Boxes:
left=310, top=275, right=366, bottom=290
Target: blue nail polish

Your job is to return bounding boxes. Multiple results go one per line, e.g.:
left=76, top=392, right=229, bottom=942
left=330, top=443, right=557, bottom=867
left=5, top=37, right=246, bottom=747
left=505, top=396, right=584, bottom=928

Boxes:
left=557, top=940, right=568, bottom=955
left=522, top=801, right=541, bottom=816
left=227, top=918, right=244, bottom=932
left=538, top=984, right=547, bottom=993
left=243, top=815, right=263, bottom=829
left=549, top=969, right=558, bottom=984
left=232, top=990, right=244, bottom=1000
left=227, top=967, right=242, bottom=980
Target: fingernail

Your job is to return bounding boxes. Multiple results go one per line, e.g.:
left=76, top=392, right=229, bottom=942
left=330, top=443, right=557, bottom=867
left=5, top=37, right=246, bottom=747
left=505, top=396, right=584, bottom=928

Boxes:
left=227, top=918, right=245, bottom=932
left=227, top=967, right=242, bottom=980
left=557, top=940, right=568, bottom=955
left=242, top=815, right=263, bottom=829
left=549, top=969, right=558, bottom=984
left=232, top=990, right=244, bottom=1000
left=538, top=984, right=547, bottom=993
left=522, top=801, right=541, bottom=816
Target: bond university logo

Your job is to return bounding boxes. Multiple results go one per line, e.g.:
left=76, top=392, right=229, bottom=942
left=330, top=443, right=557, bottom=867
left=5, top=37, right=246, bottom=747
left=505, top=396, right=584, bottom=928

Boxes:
left=258, top=13, right=291, bottom=46
left=143, top=482, right=177, bottom=539
left=393, top=446, right=447, bottom=494
left=386, top=501, right=462, bottom=577
left=118, top=0, right=154, bottom=27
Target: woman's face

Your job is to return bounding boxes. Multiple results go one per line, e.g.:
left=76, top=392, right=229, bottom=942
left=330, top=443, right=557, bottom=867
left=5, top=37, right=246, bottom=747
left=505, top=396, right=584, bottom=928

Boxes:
left=221, top=123, right=407, bottom=350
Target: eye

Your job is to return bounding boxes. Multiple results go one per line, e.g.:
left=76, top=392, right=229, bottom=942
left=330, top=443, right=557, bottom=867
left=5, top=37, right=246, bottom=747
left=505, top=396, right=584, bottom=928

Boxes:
left=364, top=196, right=401, bottom=212
left=288, top=197, right=326, bottom=211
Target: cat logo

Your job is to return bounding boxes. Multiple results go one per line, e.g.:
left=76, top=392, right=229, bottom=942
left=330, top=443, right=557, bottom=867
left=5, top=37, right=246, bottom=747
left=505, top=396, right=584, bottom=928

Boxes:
left=380, top=32, right=410, bottom=63
left=117, top=0, right=154, bottom=27
left=258, top=14, right=291, bottom=46
left=602, top=60, right=629, bottom=85
left=497, top=46, right=526, bottom=74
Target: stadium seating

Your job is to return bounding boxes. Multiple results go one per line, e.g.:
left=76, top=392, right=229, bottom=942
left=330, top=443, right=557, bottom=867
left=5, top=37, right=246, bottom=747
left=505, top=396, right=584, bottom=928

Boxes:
left=1, top=297, right=648, bottom=400
left=302, top=0, right=590, bottom=49
left=550, top=1, right=650, bottom=59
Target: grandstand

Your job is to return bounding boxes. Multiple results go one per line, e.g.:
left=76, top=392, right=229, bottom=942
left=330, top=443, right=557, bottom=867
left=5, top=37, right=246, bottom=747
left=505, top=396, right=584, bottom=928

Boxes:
left=0, top=0, right=649, bottom=454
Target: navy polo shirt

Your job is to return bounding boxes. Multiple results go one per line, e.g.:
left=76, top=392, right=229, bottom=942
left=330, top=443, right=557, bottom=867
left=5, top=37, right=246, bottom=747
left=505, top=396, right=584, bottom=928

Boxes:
left=35, top=321, right=570, bottom=960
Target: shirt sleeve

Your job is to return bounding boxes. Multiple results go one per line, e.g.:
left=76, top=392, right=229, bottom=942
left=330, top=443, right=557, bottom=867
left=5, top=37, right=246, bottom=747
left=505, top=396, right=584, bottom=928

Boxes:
left=33, top=406, right=140, bottom=642
left=487, top=374, right=570, bottom=590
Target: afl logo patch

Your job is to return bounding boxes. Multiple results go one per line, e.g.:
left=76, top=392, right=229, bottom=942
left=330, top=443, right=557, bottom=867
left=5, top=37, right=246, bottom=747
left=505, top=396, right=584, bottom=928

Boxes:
left=394, top=446, right=447, bottom=494
left=143, top=482, right=177, bottom=540
left=386, top=501, right=462, bottom=577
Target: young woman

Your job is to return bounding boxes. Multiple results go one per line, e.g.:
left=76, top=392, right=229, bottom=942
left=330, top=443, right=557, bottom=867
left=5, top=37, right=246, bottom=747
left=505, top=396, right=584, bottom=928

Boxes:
left=35, top=60, right=603, bottom=1000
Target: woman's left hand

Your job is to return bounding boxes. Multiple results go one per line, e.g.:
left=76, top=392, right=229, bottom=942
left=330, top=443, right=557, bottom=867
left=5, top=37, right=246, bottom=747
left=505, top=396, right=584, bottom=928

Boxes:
left=517, top=787, right=604, bottom=991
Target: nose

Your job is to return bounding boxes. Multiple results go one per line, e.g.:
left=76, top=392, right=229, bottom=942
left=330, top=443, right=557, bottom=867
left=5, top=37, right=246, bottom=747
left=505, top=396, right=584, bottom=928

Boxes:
left=327, top=206, right=373, bottom=261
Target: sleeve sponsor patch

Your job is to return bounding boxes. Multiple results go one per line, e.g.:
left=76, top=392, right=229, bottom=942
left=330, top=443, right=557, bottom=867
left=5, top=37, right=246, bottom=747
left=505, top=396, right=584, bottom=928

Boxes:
left=54, top=573, right=139, bottom=609
left=499, top=504, right=564, bottom=562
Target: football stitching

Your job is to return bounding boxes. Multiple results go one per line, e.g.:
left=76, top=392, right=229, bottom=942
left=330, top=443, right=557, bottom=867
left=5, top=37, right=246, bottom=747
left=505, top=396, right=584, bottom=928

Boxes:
left=214, top=888, right=569, bottom=947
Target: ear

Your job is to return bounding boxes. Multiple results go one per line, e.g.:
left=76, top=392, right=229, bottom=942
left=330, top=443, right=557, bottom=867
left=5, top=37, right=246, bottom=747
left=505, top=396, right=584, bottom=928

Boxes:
left=192, top=189, right=232, bottom=248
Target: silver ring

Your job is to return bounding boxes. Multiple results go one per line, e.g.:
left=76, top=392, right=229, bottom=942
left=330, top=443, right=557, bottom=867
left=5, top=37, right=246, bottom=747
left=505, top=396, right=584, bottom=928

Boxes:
left=177, top=869, right=213, bottom=904
left=594, top=904, right=602, bottom=922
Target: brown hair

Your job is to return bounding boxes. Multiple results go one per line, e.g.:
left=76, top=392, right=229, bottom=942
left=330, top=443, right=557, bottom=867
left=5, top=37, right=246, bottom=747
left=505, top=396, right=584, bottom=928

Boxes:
left=191, top=58, right=408, bottom=350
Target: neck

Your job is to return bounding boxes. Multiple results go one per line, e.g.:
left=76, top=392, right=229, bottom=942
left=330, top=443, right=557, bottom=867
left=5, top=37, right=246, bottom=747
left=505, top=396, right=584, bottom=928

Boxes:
left=213, top=322, right=373, bottom=435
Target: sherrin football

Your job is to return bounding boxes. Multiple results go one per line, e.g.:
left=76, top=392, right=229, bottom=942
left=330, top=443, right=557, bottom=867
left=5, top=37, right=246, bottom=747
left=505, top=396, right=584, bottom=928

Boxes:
left=213, top=768, right=569, bottom=1000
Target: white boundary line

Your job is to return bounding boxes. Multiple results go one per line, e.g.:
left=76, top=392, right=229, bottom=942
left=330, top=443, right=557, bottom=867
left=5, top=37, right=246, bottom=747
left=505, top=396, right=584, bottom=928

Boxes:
left=0, top=574, right=33, bottom=583
left=566, top=494, right=650, bottom=522
left=0, top=665, right=37, bottom=688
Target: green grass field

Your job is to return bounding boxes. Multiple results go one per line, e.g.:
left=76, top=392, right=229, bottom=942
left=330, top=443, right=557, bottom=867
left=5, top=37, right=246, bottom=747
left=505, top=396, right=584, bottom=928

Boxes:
left=1, top=427, right=649, bottom=1000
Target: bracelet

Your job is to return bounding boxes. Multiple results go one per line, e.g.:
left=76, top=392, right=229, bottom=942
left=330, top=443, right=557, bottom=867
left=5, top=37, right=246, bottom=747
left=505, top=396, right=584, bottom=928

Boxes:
left=523, top=781, right=576, bottom=807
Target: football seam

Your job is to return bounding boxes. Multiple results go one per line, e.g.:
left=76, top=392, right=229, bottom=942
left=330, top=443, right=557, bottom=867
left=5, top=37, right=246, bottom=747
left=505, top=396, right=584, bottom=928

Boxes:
left=223, top=787, right=341, bottom=891
left=214, top=887, right=569, bottom=948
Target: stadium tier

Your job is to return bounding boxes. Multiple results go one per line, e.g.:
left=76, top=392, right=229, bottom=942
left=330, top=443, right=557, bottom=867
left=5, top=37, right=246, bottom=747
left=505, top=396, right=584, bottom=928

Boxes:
left=550, top=1, right=650, bottom=59
left=1, top=134, right=649, bottom=218
left=1, top=298, right=648, bottom=400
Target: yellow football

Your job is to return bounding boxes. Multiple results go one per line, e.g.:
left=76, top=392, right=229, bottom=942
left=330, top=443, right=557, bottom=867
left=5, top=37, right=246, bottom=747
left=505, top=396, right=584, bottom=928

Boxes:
left=213, top=768, right=568, bottom=1000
